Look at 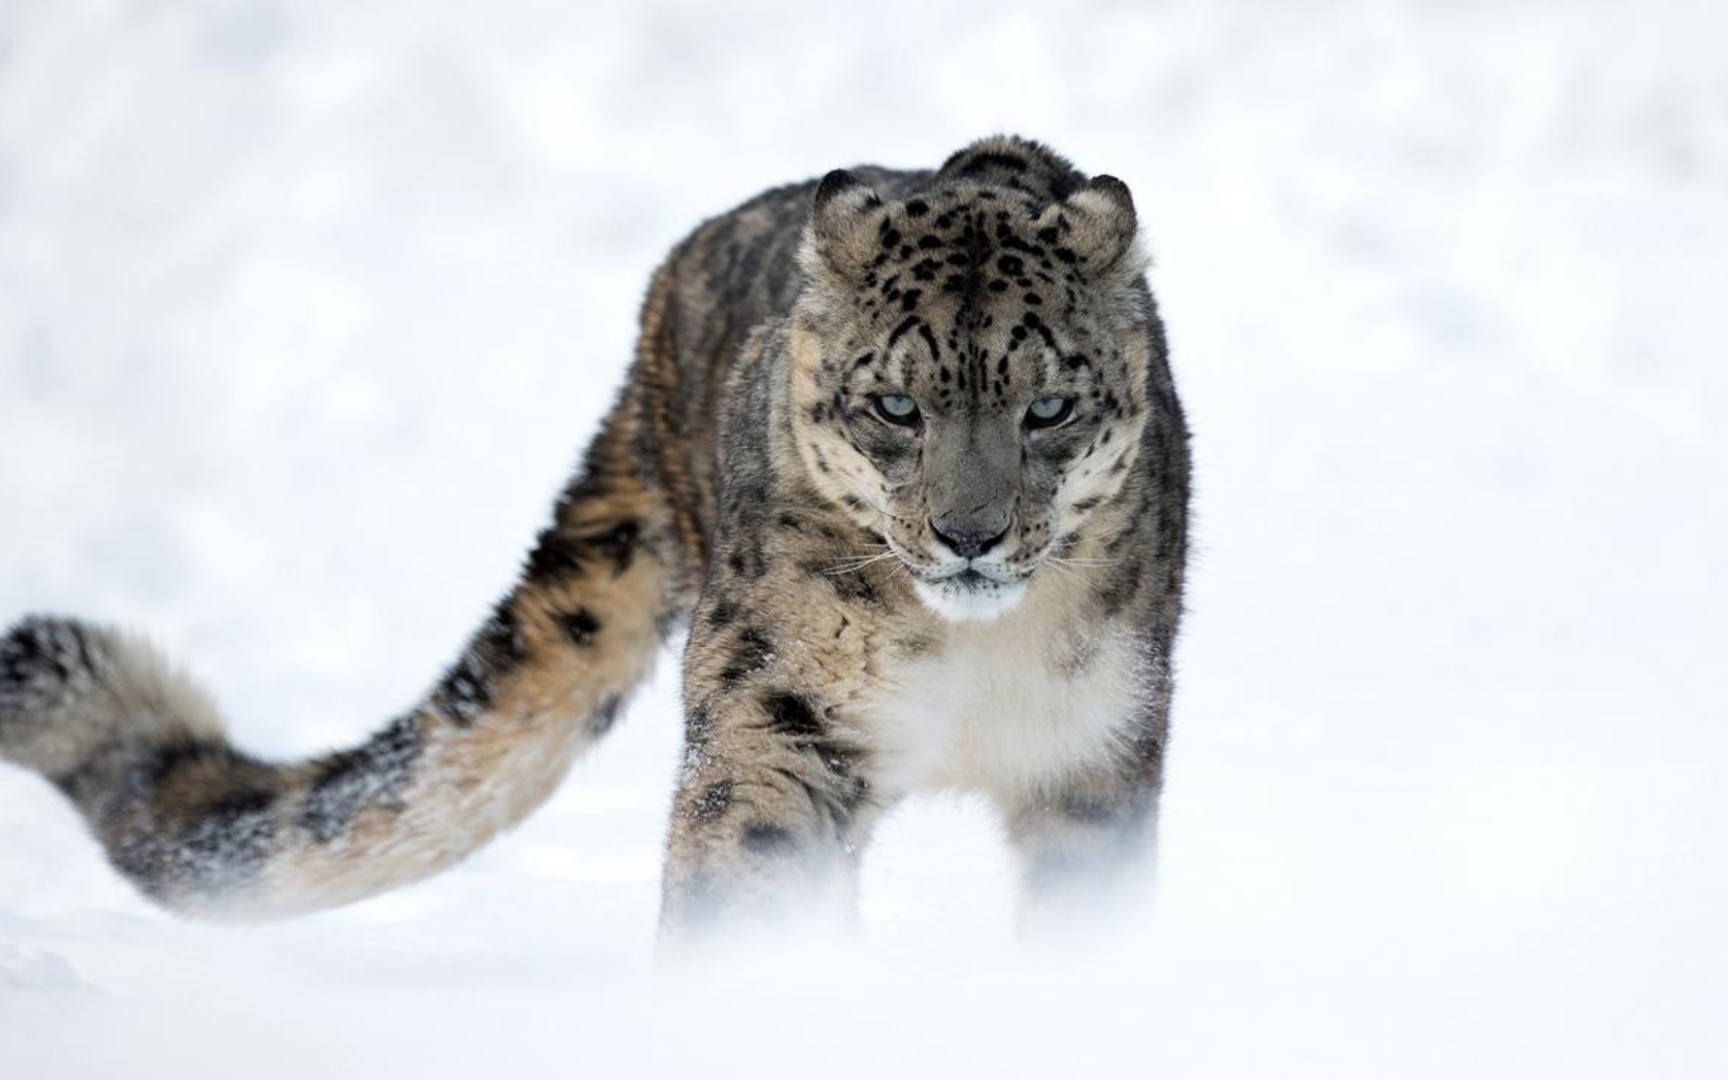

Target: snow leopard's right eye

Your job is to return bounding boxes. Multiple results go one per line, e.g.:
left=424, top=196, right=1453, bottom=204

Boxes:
left=872, top=394, right=922, bottom=427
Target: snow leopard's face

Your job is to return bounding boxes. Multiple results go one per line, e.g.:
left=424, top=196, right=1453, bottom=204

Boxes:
left=790, top=173, right=1153, bottom=622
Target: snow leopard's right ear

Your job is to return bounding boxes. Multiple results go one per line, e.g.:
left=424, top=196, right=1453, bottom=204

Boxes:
left=799, top=169, right=885, bottom=284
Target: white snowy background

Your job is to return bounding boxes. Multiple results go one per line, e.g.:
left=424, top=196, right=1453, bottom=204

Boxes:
left=1, top=0, right=1724, bottom=1075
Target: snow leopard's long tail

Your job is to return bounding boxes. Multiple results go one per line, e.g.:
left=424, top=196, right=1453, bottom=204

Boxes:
left=0, top=383, right=696, bottom=920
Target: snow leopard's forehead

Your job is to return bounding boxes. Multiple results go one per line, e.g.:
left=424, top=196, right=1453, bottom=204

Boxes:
left=802, top=182, right=1146, bottom=420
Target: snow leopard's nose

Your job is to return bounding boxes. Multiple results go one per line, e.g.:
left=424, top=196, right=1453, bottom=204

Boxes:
left=929, top=513, right=1010, bottom=560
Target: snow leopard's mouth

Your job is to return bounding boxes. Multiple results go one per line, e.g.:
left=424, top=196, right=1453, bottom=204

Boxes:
left=950, top=568, right=991, bottom=590
left=923, top=561, right=1020, bottom=588
left=912, top=565, right=1028, bottom=623
left=879, top=532, right=1039, bottom=621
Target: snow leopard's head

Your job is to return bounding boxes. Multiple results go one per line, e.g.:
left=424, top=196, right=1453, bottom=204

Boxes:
left=788, top=143, right=1157, bottom=622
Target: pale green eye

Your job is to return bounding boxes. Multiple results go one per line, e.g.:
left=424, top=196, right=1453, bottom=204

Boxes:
left=875, top=394, right=921, bottom=426
left=1026, top=396, right=1073, bottom=428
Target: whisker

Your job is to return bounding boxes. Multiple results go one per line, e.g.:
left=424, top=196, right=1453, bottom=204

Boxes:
left=822, top=550, right=900, bottom=575
left=1042, top=560, right=1087, bottom=585
left=1049, top=556, right=1119, bottom=568
left=841, top=478, right=920, bottom=530
left=1074, top=523, right=1135, bottom=548
left=825, top=543, right=891, bottom=559
left=841, top=480, right=892, bottom=517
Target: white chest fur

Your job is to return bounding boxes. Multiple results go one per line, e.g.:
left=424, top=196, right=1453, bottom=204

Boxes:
left=859, top=596, right=1151, bottom=799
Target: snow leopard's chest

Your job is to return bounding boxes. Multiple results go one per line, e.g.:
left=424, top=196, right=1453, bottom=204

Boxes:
left=857, top=620, right=1149, bottom=798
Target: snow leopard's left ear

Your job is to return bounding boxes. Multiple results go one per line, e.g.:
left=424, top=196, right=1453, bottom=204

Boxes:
left=1034, top=175, right=1145, bottom=280
left=800, top=169, right=885, bottom=284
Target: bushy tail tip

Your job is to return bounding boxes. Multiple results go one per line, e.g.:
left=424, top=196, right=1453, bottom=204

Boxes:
left=0, top=615, right=222, bottom=779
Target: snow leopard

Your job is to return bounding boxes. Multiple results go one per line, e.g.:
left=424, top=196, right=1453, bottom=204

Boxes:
left=0, top=137, right=1189, bottom=941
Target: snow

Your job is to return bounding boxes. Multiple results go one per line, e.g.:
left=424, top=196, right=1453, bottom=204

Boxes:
left=2, top=0, right=1725, bottom=1074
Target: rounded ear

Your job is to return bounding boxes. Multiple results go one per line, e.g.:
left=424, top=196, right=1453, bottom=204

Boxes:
left=1034, top=175, right=1141, bottom=276
left=801, top=169, right=884, bottom=282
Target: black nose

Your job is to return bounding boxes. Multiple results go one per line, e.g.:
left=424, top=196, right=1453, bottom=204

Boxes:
left=929, top=517, right=1010, bottom=560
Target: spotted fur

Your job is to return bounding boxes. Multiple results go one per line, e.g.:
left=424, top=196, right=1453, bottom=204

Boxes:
left=1, top=137, right=1188, bottom=938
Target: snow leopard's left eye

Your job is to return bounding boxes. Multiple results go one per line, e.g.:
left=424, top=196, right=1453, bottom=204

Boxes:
left=1025, top=396, right=1074, bottom=429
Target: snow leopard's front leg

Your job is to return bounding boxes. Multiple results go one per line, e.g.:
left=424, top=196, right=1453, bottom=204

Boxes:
left=658, top=616, right=880, bottom=942
left=997, top=711, right=1168, bottom=937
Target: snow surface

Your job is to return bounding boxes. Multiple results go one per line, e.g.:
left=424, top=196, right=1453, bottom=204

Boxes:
left=2, top=0, right=1725, bottom=1075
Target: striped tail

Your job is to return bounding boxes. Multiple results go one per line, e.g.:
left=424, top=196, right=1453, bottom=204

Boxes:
left=0, top=406, right=688, bottom=920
